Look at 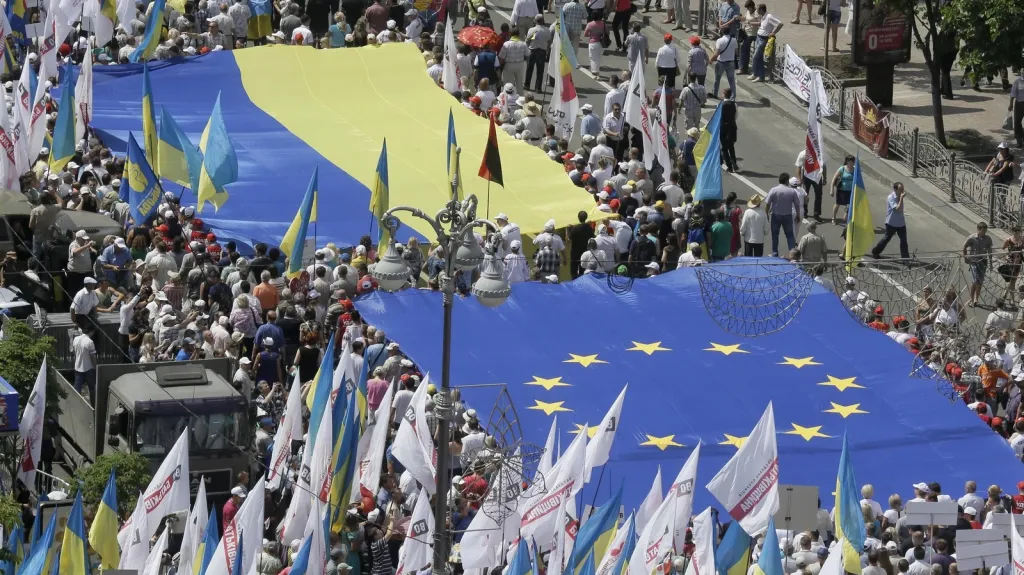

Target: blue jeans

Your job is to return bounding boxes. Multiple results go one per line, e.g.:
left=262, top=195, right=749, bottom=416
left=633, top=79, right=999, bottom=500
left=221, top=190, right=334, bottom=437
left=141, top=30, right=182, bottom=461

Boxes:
left=739, top=33, right=754, bottom=72
left=752, top=35, right=768, bottom=79
left=770, top=214, right=796, bottom=256
left=713, top=60, right=736, bottom=99
left=75, top=369, right=96, bottom=403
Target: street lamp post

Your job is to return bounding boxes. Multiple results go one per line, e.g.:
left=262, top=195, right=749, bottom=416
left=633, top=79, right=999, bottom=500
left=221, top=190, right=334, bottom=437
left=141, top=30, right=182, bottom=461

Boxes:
left=370, top=148, right=512, bottom=575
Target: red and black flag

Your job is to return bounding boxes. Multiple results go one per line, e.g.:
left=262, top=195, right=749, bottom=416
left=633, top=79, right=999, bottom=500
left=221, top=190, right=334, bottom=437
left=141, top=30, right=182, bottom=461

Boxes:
left=478, top=115, right=504, bottom=187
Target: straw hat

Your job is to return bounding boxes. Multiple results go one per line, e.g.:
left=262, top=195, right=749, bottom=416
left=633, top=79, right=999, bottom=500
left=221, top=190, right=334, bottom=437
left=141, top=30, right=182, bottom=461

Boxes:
left=747, top=194, right=762, bottom=208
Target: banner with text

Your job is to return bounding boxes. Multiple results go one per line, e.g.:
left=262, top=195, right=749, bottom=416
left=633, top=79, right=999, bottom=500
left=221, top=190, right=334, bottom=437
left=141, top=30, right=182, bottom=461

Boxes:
left=781, top=45, right=833, bottom=116
left=851, top=92, right=891, bottom=158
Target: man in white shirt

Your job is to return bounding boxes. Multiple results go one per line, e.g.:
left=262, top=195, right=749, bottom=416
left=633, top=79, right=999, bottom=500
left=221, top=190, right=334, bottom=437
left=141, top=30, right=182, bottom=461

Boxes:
left=594, top=225, right=618, bottom=269
left=118, top=288, right=145, bottom=356
left=71, top=276, right=111, bottom=327
left=495, top=213, right=522, bottom=259
left=603, top=74, right=626, bottom=117
left=677, top=243, right=706, bottom=267
left=740, top=194, right=769, bottom=256
left=533, top=220, right=566, bottom=259
left=502, top=240, right=530, bottom=283
left=986, top=299, right=1015, bottom=337
left=1010, top=421, right=1024, bottom=459
left=72, top=328, right=98, bottom=401
left=588, top=134, right=616, bottom=172
left=958, top=481, right=986, bottom=513
left=603, top=102, right=627, bottom=158
left=710, top=33, right=737, bottom=100
left=607, top=218, right=633, bottom=256
left=658, top=172, right=685, bottom=207
left=511, top=0, right=538, bottom=43
left=655, top=33, right=681, bottom=89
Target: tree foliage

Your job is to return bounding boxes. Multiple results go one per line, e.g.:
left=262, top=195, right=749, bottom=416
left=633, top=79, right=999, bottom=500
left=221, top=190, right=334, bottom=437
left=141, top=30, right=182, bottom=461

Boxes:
left=73, top=451, right=152, bottom=517
left=943, top=0, right=1022, bottom=80
left=0, top=320, right=65, bottom=420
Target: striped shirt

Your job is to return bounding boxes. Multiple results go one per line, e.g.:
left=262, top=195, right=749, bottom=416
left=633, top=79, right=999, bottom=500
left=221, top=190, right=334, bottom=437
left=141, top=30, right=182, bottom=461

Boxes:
left=688, top=46, right=708, bottom=75
left=499, top=38, right=529, bottom=63
left=679, top=82, right=706, bottom=110
left=561, top=1, right=586, bottom=34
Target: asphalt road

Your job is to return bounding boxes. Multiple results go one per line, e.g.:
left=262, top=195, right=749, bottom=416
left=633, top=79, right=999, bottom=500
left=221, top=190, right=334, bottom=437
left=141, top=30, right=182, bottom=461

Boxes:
left=474, top=3, right=997, bottom=327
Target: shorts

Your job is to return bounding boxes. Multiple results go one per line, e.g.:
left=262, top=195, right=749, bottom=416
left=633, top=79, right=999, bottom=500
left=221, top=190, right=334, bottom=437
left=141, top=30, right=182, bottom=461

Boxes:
left=828, top=9, right=841, bottom=23
left=970, top=260, right=988, bottom=284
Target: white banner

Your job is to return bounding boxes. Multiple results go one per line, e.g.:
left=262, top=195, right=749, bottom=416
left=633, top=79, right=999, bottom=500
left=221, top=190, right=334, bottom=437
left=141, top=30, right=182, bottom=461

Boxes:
left=671, top=442, right=700, bottom=551
left=636, top=467, right=662, bottom=534
left=16, top=357, right=46, bottom=490
left=118, top=495, right=150, bottom=571
left=596, top=514, right=634, bottom=575
left=399, top=488, right=434, bottom=574
left=519, top=423, right=587, bottom=541
left=1013, top=516, right=1024, bottom=575
left=442, top=18, right=460, bottom=91
left=206, top=478, right=265, bottom=575
left=706, top=403, right=779, bottom=537
left=141, top=526, right=170, bottom=575
left=782, top=45, right=833, bottom=116
left=685, top=508, right=716, bottom=575
left=267, top=372, right=303, bottom=491
left=177, top=478, right=208, bottom=575
left=624, top=58, right=655, bottom=170
left=585, top=385, right=626, bottom=481
left=545, top=25, right=578, bottom=139
left=392, top=378, right=437, bottom=495
left=804, top=69, right=826, bottom=184
left=118, top=430, right=190, bottom=546
left=74, top=49, right=93, bottom=142
left=359, top=384, right=394, bottom=498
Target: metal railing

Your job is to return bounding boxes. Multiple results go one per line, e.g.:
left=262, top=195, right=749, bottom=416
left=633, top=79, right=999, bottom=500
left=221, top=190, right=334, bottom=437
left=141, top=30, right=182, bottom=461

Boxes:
left=697, top=0, right=1018, bottom=229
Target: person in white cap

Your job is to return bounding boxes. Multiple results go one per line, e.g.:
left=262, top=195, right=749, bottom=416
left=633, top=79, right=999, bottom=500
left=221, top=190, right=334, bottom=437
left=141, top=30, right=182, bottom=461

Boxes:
left=533, top=219, right=565, bottom=259
left=502, top=239, right=530, bottom=283
left=579, top=103, right=601, bottom=139
left=223, top=486, right=246, bottom=530
left=493, top=213, right=521, bottom=259
left=98, top=237, right=133, bottom=287
left=377, top=19, right=398, bottom=42
left=67, top=229, right=97, bottom=297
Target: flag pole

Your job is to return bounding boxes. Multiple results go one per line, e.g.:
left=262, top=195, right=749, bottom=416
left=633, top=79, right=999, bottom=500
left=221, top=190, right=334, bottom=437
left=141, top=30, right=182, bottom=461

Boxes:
left=586, top=464, right=607, bottom=517
left=486, top=180, right=491, bottom=220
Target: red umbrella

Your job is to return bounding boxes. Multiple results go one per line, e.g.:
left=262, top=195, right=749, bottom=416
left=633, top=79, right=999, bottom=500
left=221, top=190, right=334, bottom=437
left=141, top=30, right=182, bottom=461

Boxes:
left=458, top=26, right=503, bottom=50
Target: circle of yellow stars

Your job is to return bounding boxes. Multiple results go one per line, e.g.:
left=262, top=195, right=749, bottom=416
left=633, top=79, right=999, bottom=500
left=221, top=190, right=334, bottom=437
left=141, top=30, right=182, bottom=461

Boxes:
left=523, top=340, right=868, bottom=451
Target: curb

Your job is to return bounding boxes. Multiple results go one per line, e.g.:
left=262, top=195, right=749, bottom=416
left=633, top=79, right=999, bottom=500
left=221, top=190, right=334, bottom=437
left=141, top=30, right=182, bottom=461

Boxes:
left=643, top=16, right=1000, bottom=241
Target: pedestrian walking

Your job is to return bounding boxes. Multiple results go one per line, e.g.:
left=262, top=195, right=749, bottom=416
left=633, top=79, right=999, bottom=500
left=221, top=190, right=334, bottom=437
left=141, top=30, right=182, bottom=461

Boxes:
left=964, top=221, right=994, bottom=308
left=764, top=172, right=801, bottom=256
left=871, top=182, right=910, bottom=259
left=720, top=90, right=738, bottom=170
left=624, top=23, right=648, bottom=72
left=499, top=27, right=529, bottom=89
left=830, top=154, right=855, bottom=224
left=687, top=36, right=708, bottom=85
left=1010, top=71, right=1024, bottom=147
left=738, top=0, right=759, bottom=75
left=710, top=32, right=737, bottom=99
left=610, top=0, right=634, bottom=49
left=655, top=33, right=681, bottom=89
left=525, top=15, right=551, bottom=92
left=584, top=16, right=607, bottom=76
left=676, top=74, right=707, bottom=130
left=795, top=147, right=823, bottom=220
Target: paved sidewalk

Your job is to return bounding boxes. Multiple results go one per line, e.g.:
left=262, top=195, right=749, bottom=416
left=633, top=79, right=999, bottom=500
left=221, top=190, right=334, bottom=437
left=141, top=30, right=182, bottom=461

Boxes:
left=645, top=2, right=1015, bottom=156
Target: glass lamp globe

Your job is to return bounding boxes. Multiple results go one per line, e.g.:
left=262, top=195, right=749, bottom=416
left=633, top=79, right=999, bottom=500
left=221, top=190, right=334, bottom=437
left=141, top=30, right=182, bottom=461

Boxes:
left=371, top=241, right=410, bottom=292
left=471, top=253, right=511, bottom=308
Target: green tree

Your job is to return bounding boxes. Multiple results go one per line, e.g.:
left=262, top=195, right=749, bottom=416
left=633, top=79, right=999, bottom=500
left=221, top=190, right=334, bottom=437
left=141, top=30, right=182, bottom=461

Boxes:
left=942, top=0, right=1020, bottom=88
left=0, top=493, right=25, bottom=575
left=0, top=320, right=66, bottom=420
left=73, top=451, right=152, bottom=517
left=877, top=0, right=953, bottom=145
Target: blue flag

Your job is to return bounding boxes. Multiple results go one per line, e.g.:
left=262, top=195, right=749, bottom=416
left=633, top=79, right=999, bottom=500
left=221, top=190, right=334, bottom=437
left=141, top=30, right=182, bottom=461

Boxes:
left=125, top=132, right=162, bottom=225
left=129, top=0, right=167, bottom=62
left=693, top=102, right=723, bottom=201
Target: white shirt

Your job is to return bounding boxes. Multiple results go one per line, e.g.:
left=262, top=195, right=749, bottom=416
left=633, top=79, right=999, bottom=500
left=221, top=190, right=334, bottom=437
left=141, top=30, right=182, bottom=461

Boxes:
left=580, top=249, right=608, bottom=274
left=499, top=223, right=522, bottom=257
left=292, top=25, right=314, bottom=44
left=118, top=294, right=141, bottom=335
left=392, top=389, right=414, bottom=424
left=476, top=89, right=497, bottom=110
left=72, top=333, right=97, bottom=372
left=814, top=275, right=834, bottom=291
left=715, top=34, right=737, bottom=61
left=655, top=44, right=679, bottom=68
left=860, top=498, right=883, bottom=520
left=608, top=219, right=632, bottom=254
left=503, top=253, right=530, bottom=283
left=405, top=18, right=423, bottom=40
left=757, top=13, right=780, bottom=36
left=589, top=144, right=615, bottom=170
left=511, top=0, right=539, bottom=21
left=987, top=309, right=1015, bottom=333
left=71, top=287, right=100, bottom=315
left=594, top=235, right=618, bottom=271
left=660, top=184, right=685, bottom=207
left=740, top=206, right=769, bottom=243
left=533, top=231, right=565, bottom=253
left=604, top=87, right=626, bottom=117
left=1011, top=434, right=1024, bottom=459
left=678, top=252, right=705, bottom=267
left=958, top=492, right=985, bottom=513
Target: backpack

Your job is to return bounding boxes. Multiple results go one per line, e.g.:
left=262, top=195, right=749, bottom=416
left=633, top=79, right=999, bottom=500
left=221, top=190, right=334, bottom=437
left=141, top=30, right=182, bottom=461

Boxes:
left=687, top=225, right=705, bottom=246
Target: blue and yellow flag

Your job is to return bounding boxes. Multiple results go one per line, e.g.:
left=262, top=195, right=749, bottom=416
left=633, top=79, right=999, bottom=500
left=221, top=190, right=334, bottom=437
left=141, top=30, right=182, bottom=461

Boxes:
left=330, top=388, right=361, bottom=531
left=369, top=139, right=390, bottom=247
left=609, top=515, right=636, bottom=575
left=141, top=64, right=158, bottom=168
left=570, top=485, right=622, bottom=575
left=282, top=167, right=318, bottom=280
left=0, top=523, right=24, bottom=575
left=19, top=509, right=56, bottom=575
left=556, top=7, right=579, bottom=70
left=196, top=508, right=219, bottom=575
left=716, top=522, right=752, bottom=575
left=125, top=132, right=162, bottom=225
left=57, top=490, right=90, bottom=575
left=834, top=433, right=866, bottom=574
left=354, top=347, right=369, bottom=428
left=843, top=154, right=873, bottom=268
left=446, top=110, right=464, bottom=202
left=751, top=518, right=782, bottom=575
left=306, top=332, right=337, bottom=443
left=693, top=102, right=723, bottom=201
left=48, top=67, right=76, bottom=171
left=89, top=468, right=120, bottom=569
left=197, top=92, right=238, bottom=212
left=6, top=0, right=28, bottom=46
left=158, top=105, right=195, bottom=188
left=129, top=0, right=167, bottom=62
left=508, top=538, right=533, bottom=575
left=579, top=551, right=597, bottom=575
left=248, top=0, right=272, bottom=40
left=2, top=40, right=17, bottom=76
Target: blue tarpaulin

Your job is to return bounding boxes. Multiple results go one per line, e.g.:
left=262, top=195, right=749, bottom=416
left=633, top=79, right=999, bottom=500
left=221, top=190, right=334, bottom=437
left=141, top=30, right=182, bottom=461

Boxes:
left=356, top=262, right=1023, bottom=512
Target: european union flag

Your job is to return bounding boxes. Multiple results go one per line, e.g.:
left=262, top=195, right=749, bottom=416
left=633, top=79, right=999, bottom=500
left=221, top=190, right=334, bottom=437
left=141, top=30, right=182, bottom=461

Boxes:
left=129, top=0, right=167, bottom=63
left=125, top=132, right=162, bottom=225
left=355, top=267, right=1024, bottom=512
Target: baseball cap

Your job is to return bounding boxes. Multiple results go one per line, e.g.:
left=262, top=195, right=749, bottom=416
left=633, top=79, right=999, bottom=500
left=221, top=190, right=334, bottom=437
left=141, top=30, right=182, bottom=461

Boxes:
left=884, top=542, right=897, bottom=551
left=964, top=506, right=977, bottom=515
left=231, top=486, right=247, bottom=498
left=239, top=357, right=252, bottom=365
left=913, top=482, right=930, bottom=492
left=75, top=229, right=88, bottom=238
left=1018, top=481, right=1024, bottom=491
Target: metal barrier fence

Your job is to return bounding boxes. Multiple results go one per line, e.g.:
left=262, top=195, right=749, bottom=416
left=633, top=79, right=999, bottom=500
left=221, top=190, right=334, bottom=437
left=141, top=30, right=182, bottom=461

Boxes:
left=697, top=0, right=1018, bottom=229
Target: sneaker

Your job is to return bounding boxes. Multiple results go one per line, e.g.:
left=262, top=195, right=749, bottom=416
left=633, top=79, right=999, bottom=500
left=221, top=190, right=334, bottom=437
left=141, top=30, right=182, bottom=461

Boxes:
left=747, top=74, right=755, bottom=80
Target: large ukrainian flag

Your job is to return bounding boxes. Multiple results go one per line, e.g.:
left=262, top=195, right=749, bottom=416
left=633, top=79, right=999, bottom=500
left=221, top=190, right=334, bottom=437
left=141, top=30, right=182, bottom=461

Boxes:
left=89, top=468, right=121, bottom=569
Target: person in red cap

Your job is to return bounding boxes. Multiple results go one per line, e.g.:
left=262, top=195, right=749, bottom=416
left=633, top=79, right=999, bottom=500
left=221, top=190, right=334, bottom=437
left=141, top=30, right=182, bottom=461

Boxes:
left=206, top=233, right=223, bottom=261
left=1012, top=482, right=1024, bottom=513
left=655, top=33, right=681, bottom=89
left=468, top=96, right=485, bottom=117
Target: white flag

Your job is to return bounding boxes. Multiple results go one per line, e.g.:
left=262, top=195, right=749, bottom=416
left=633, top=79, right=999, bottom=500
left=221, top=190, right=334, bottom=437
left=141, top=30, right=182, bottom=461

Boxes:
left=206, top=477, right=266, bottom=575
left=544, top=25, right=578, bottom=139
left=585, top=385, right=626, bottom=481
left=116, top=0, right=135, bottom=33
left=177, top=477, right=208, bottom=575
left=1013, top=516, right=1024, bottom=575
left=442, top=18, right=460, bottom=92
left=706, top=403, right=779, bottom=536
left=268, top=372, right=303, bottom=491
left=656, top=89, right=671, bottom=171
left=399, top=488, right=434, bottom=574
left=85, top=0, right=115, bottom=46
left=334, top=338, right=357, bottom=400
left=459, top=502, right=520, bottom=568
left=539, top=416, right=557, bottom=478
left=623, top=58, right=655, bottom=170
left=27, top=62, right=51, bottom=165
left=299, top=498, right=328, bottom=575
left=280, top=402, right=331, bottom=544
left=671, top=442, right=701, bottom=551
left=359, top=383, right=394, bottom=498
left=519, top=423, right=587, bottom=541
left=0, top=9, right=13, bottom=73
left=628, top=493, right=674, bottom=575
left=819, top=539, right=844, bottom=575
left=118, top=430, right=190, bottom=546
left=16, top=357, right=46, bottom=490
left=309, top=395, right=335, bottom=504
left=59, top=0, right=88, bottom=26
left=803, top=70, right=826, bottom=184
left=12, top=62, right=32, bottom=177
left=141, top=525, right=170, bottom=575
left=684, top=508, right=716, bottom=575
left=392, top=377, right=436, bottom=495
left=0, top=84, right=18, bottom=191
left=118, top=492, right=150, bottom=571
left=74, top=49, right=93, bottom=142
left=636, top=466, right=662, bottom=534
left=597, top=513, right=634, bottom=575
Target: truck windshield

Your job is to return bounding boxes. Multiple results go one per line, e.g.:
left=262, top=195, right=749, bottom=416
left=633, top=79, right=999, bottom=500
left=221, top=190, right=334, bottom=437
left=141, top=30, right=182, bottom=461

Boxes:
left=136, top=412, right=245, bottom=455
